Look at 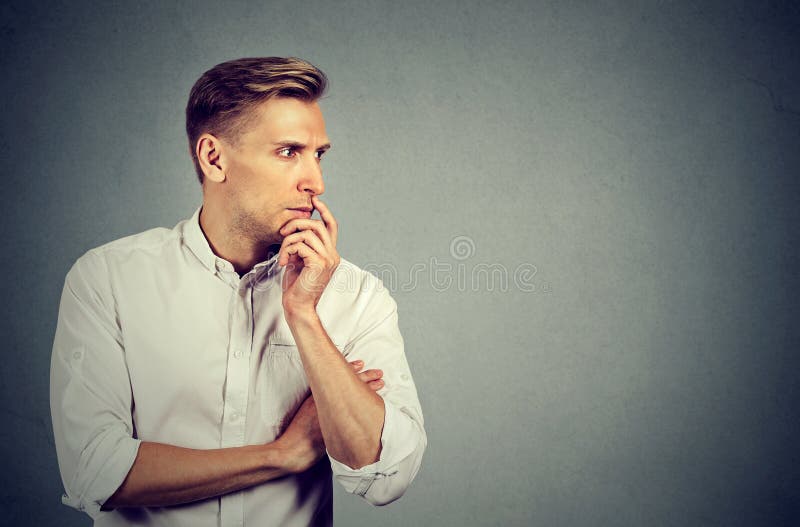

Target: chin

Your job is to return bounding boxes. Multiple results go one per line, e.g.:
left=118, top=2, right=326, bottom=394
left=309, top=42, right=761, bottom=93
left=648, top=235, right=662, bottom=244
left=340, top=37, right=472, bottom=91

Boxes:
left=261, top=231, right=282, bottom=246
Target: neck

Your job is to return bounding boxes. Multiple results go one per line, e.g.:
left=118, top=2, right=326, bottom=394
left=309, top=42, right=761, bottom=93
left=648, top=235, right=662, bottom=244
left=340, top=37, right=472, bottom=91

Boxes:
left=199, top=200, right=280, bottom=276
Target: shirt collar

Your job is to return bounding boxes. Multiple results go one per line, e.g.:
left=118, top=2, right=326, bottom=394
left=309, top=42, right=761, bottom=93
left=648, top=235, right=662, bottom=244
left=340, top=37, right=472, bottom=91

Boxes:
left=180, top=205, right=280, bottom=281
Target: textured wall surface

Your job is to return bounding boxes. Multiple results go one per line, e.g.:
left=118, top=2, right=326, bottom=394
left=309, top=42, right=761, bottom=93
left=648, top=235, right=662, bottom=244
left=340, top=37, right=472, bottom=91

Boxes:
left=1, top=1, right=798, bottom=525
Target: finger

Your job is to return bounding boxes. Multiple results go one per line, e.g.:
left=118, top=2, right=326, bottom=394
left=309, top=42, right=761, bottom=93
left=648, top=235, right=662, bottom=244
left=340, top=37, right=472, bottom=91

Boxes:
left=280, top=219, right=333, bottom=251
left=368, top=379, right=385, bottom=391
left=357, top=369, right=383, bottom=383
left=349, top=360, right=364, bottom=371
left=278, top=236, right=304, bottom=267
left=283, top=252, right=303, bottom=273
left=280, top=229, right=326, bottom=260
left=279, top=241, right=320, bottom=268
left=312, top=195, right=338, bottom=247
left=278, top=222, right=336, bottom=269
left=281, top=223, right=333, bottom=259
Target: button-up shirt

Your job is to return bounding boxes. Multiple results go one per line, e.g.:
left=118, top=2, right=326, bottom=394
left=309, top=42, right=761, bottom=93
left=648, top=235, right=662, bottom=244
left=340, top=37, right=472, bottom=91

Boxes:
left=50, top=206, right=427, bottom=526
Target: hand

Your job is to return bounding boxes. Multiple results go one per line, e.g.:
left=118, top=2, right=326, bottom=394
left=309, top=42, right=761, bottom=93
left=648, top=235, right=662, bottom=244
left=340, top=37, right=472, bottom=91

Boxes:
left=278, top=195, right=340, bottom=316
left=275, top=359, right=383, bottom=473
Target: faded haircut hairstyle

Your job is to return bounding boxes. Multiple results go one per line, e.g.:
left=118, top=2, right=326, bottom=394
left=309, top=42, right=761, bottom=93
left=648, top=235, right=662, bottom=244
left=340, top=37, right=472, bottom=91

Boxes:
left=185, top=56, right=328, bottom=184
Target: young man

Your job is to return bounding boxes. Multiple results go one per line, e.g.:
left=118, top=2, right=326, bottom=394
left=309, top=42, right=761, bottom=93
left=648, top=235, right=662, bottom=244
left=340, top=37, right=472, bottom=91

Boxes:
left=50, top=57, right=426, bottom=526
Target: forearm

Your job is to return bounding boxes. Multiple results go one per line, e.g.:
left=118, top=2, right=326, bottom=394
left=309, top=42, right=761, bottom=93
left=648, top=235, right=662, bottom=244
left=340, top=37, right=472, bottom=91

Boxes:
left=286, top=308, right=385, bottom=469
left=103, top=440, right=295, bottom=509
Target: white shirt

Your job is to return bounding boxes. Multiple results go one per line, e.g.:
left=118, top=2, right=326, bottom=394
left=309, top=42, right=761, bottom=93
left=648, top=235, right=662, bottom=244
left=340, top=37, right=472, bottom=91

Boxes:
left=50, top=206, right=426, bottom=526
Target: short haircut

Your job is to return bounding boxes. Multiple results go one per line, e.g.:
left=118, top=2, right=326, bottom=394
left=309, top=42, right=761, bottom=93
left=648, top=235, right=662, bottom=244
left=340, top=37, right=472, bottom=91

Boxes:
left=185, top=56, right=328, bottom=184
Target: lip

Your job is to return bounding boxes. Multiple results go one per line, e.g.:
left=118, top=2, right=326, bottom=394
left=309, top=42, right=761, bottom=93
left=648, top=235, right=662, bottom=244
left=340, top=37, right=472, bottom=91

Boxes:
left=288, top=208, right=312, bottom=219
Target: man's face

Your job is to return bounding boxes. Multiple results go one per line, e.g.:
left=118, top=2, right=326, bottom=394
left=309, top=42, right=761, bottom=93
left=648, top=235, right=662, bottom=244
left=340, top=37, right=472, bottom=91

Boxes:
left=218, top=96, right=330, bottom=246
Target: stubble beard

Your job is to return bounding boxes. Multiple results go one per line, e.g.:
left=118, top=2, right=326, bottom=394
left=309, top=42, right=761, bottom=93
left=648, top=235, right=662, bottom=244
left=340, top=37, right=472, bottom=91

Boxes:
left=230, top=204, right=280, bottom=248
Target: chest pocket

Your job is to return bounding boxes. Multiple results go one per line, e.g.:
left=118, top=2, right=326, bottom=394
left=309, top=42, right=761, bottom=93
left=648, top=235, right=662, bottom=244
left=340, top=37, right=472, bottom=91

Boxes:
left=259, top=336, right=345, bottom=433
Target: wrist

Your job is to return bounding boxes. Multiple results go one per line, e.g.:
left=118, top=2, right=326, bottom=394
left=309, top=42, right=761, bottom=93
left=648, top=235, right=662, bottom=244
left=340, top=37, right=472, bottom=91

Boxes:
left=283, top=304, right=319, bottom=326
left=270, top=437, right=314, bottom=474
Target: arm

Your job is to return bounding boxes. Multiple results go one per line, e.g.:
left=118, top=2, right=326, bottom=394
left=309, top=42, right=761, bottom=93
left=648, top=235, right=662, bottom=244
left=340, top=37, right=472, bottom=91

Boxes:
left=286, top=296, right=427, bottom=506
left=277, top=196, right=427, bottom=505
left=319, top=293, right=427, bottom=506
left=103, top=441, right=292, bottom=509
left=50, top=251, right=385, bottom=516
left=286, top=309, right=386, bottom=469
left=104, top=360, right=384, bottom=509
left=279, top=195, right=384, bottom=469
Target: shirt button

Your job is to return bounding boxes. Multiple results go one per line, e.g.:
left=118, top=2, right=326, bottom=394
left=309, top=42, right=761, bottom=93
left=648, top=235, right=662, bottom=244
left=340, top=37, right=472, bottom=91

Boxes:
left=401, top=373, right=410, bottom=381
left=230, top=412, right=239, bottom=421
left=72, top=351, right=82, bottom=360
left=233, top=349, right=243, bottom=359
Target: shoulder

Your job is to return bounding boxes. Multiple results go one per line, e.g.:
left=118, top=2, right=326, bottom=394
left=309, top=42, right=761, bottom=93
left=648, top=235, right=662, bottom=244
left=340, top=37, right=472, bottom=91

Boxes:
left=318, top=257, right=405, bottom=347
left=329, top=257, right=394, bottom=304
left=332, top=257, right=384, bottom=289
left=68, top=226, right=178, bottom=283
left=86, top=226, right=178, bottom=260
left=317, top=257, right=398, bottom=334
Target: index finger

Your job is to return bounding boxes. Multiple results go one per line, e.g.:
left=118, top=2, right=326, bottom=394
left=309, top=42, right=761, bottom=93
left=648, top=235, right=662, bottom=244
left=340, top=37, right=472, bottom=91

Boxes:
left=312, top=195, right=338, bottom=247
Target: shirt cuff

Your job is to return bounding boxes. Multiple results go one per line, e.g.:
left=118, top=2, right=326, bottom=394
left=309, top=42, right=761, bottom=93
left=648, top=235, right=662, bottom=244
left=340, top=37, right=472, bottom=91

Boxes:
left=61, top=436, right=142, bottom=519
left=327, top=400, right=419, bottom=484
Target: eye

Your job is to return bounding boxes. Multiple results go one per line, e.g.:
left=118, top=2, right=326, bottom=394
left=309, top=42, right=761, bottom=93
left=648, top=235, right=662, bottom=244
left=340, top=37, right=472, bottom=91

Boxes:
left=278, top=147, right=295, bottom=158
left=315, top=150, right=326, bottom=161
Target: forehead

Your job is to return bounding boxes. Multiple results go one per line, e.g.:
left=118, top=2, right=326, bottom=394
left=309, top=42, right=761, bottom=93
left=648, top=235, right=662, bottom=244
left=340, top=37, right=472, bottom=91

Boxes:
left=239, top=97, right=328, bottom=144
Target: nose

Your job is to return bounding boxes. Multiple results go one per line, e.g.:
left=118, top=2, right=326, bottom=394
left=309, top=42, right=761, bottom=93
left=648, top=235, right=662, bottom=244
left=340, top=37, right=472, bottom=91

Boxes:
left=299, top=155, right=324, bottom=196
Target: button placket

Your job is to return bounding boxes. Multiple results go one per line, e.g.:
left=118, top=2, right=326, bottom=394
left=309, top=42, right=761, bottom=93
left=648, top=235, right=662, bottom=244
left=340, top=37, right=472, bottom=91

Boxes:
left=219, top=284, right=254, bottom=527
left=221, top=289, right=252, bottom=448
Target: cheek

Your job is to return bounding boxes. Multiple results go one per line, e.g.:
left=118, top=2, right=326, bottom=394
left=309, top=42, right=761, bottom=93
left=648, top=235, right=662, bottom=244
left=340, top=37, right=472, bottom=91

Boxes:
left=229, top=157, right=291, bottom=208
left=230, top=166, right=268, bottom=196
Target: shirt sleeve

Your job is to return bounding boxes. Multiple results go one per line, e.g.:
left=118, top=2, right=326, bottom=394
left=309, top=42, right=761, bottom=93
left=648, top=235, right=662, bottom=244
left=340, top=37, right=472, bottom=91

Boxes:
left=326, top=282, right=427, bottom=506
left=49, top=251, right=141, bottom=519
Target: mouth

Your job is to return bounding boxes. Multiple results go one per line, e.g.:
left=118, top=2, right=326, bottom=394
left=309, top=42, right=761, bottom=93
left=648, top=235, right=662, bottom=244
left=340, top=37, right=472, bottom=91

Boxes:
left=288, top=206, right=313, bottom=219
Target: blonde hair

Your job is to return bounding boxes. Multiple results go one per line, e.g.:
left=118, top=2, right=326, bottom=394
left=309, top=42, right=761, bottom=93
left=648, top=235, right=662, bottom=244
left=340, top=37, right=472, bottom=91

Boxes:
left=185, top=57, right=328, bottom=184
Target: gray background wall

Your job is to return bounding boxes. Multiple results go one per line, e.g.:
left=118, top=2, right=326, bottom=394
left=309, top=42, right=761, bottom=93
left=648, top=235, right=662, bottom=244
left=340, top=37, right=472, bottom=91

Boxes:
left=2, top=1, right=798, bottom=525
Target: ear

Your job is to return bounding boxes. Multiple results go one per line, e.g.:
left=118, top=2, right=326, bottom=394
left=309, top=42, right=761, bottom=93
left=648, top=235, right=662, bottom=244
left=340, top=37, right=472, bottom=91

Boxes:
left=196, top=133, right=227, bottom=183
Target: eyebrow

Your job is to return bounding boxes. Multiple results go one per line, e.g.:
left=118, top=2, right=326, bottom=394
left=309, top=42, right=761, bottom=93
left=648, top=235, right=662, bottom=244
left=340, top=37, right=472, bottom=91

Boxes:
left=272, top=140, right=331, bottom=151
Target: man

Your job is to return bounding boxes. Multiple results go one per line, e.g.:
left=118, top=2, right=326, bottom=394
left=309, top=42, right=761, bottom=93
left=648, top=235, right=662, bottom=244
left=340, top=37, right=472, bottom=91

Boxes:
left=50, top=57, right=426, bottom=526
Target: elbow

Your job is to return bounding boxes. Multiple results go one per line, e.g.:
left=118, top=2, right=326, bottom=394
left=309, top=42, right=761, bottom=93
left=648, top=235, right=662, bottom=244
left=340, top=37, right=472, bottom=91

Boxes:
left=333, top=410, right=427, bottom=507
left=55, top=427, right=141, bottom=517
left=332, top=465, right=412, bottom=506
left=100, top=482, right=132, bottom=511
left=361, top=474, right=407, bottom=506
left=360, top=436, right=426, bottom=507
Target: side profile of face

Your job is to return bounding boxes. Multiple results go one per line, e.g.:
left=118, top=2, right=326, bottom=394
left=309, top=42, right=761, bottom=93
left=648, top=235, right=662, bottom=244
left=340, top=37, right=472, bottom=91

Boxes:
left=212, top=96, right=330, bottom=246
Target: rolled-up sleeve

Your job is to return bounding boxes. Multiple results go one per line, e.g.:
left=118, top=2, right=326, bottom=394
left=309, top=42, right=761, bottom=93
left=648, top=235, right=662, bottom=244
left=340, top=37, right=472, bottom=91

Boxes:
left=327, top=285, right=427, bottom=506
left=49, top=251, right=141, bottom=519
